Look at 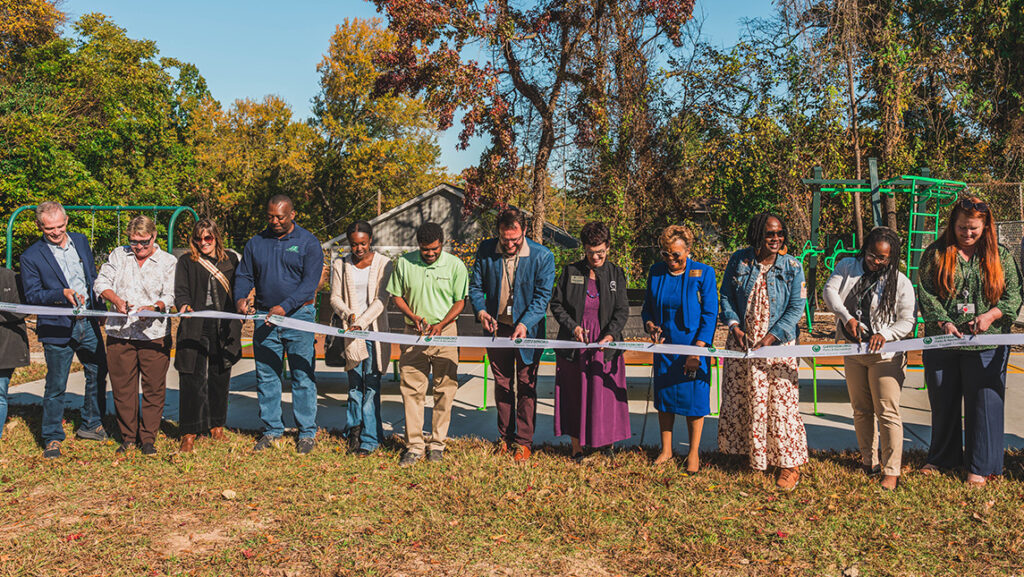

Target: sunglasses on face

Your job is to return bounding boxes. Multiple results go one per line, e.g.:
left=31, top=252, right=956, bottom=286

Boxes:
left=660, top=250, right=686, bottom=261
left=196, top=235, right=215, bottom=244
left=129, top=238, right=153, bottom=247
left=958, top=198, right=989, bottom=213
left=764, top=231, right=785, bottom=239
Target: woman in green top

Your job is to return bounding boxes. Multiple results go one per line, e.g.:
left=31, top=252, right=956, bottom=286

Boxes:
left=917, top=196, right=1022, bottom=487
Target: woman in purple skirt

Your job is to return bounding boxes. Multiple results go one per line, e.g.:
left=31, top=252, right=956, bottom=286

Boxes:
left=550, top=222, right=631, bottom=461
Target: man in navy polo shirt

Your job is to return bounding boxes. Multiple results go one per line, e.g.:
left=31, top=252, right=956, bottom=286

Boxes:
left=235, top=195, right=325, bottom=455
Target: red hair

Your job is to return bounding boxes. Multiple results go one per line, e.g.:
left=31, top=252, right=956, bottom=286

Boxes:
left=932, top=196, right=1004, bottom=304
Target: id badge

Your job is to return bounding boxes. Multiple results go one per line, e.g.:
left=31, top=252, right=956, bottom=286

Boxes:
left=506, top=304, right=513, bottom=316
left=957, top=302, right=976, bottom=315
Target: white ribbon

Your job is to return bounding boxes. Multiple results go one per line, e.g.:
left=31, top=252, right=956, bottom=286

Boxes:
left=1, top=301, right=1016, bottom=359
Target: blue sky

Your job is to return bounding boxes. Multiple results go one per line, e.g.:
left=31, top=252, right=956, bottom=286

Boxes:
left=62, top=0, right=774, bottom=173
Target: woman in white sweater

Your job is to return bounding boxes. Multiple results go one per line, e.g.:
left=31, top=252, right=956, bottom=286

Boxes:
left=823, top=226, right=916, bottom=490
left=330, top=221, right=392, bottom=455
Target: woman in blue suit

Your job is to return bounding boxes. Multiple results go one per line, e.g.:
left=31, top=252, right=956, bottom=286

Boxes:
left=641, top=225, right=718, bottom=473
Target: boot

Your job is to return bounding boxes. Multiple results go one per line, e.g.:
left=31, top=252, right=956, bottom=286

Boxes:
left=210, top=427, right=227, bottom=441
left=179, top=434, right=196, bottom=453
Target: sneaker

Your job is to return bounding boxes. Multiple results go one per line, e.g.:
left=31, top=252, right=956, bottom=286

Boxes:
left=43, top=440, right=62, bottom=459
left=141, top=443, right=157, bottom=456
left=399, top=451, right=422, bottom=467
left=253, top=435, right=280, bottom=452
left=512, top=444, right=532, bottom=463
left=115, top=442, right=137, bottom=455
left=297, top=437, right=316, bottom=455
left=345, top=425, right=363, bottom=452
left=76, top=425, right=108, bottom=442
left=426, top=449, right=443, bottom=463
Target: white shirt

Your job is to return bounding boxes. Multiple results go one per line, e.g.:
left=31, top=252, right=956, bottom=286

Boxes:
left=94, top=246, right=177, bottom=341
left=349, top=263, right=371, bottom=316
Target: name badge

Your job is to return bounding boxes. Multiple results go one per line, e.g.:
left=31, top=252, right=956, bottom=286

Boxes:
left=506, top=304, right=513, bottom=316
left=688, top=269, right=702, bottom=278
left=957, top=303, right=976, bottom=315
left=570, top=275, right=585, bottom=285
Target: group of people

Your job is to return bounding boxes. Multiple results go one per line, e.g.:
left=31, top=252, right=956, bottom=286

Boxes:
left=0, top=195, right=1018, bottom=492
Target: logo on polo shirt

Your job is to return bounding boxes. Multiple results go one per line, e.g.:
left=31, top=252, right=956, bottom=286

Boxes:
left=286, top=245, right=300, bottom=253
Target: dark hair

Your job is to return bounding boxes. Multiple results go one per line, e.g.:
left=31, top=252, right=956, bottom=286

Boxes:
left=268, top=194, right=293, bottom=211
left=496, top=208, right=527, bottom=232
left=580, top=221, right=610, bottom=247
left=346, top=220, right=373, bottom=239
left=416, top=222, right=444, bottom=245
left=855, top=226, right=903, bottom=324
left=746, top=212, right=787, bottom=249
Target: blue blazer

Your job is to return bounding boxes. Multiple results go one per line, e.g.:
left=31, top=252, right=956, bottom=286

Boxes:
left=468, top=237, right=555, bottom=364
left=19, top=232, right=104, bottom=345
left=641, top=259, right=718, bottom=346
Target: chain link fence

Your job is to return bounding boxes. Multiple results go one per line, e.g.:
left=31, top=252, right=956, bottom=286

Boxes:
left=969, top=182, right=1024, bottom=222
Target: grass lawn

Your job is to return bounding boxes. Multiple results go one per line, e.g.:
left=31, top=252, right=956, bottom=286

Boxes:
left=1, top=406, right=1023, bottom=576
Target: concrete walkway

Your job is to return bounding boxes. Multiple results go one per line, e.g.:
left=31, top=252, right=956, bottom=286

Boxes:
left=9, top=355, right=1024, bottom=453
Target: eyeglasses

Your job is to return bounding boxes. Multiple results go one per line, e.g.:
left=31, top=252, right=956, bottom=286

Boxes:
left=196, top=235, right=215, bottom=244
left=864, top=251, right=890, bottom=265
left=128, top=238, right=153, bottom=247
left=764, top=231, right=785, bottom=239
left=958, top=199, right=989, bottom=213
left=585, top=248, right=608, bottom=257
left=660, top=250, right=686, bottom=261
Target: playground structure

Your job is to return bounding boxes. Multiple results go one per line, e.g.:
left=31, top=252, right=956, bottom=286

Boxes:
left=3, top=205, right=199, bottom=269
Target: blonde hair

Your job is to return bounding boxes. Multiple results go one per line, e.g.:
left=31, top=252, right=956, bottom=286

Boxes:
left=659, top=224, right=695, bottom=250
left=126, top=215, right=157, bottom=238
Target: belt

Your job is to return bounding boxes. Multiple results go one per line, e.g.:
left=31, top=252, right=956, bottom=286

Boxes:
left=257, top=299, right=316, bottom=310
left=303, top=299, right=315, bottom=306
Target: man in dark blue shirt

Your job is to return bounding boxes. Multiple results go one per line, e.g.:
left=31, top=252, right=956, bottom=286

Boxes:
left=235, top=195, right=325, bottom=455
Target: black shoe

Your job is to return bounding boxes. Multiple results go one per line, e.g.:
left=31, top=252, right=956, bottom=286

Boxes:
left=141, top=443, right=157, bottom=456
left=600, top=445, right=615, bottom=458
left=353, top=447, right=372, bottom=457
left=426, top=449, right=443, bottom=463
left=399, top=451, right=422, bottom=467
left=43, top=440, right=62, bottom=459
left=115, top=442, right=137, bottom=455
left=76, top=425, right=108, bottom=442
left=253, top=435, right=280, bottom=452
left=346, top=425, right=363, bottom=452
left=297, top=437, right=316, bottom=455
left=570, top=452, right=585, bottom=464
left=861, top=464, right=881, bottom=477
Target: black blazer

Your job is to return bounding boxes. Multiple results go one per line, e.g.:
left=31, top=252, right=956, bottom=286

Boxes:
left=0, top=268, right=29, bottom=370
left=549, top=260, right=630, bottom=362
left=174, top=252, right=242, bottom=374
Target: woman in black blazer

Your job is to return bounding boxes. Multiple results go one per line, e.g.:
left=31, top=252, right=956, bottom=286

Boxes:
left=174, top=219, right=242, bottom=452
left=550, top=222, right=631, bottom=461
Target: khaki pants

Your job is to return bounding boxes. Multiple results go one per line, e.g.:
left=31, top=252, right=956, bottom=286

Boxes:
left=399, top=324, right=460, bottom=454
left=844, top=353, right=906, bottom=476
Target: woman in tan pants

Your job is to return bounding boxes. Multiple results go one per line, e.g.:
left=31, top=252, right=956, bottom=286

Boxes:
left=823, top=227, right=916, bottom=490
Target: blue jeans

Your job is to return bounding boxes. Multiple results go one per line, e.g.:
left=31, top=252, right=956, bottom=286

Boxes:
left=346, top=341, right=383, bottom=451
left=42, top=319, right=107, bottom=443
left=0, top=368, right=11, bottom=439
left=253, top=304, right=318, bottom=439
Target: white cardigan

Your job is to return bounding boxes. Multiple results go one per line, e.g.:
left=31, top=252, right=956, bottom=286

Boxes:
left=329, top=252, right=392, bottom=373
left=822, top=257, right=916, bottom=359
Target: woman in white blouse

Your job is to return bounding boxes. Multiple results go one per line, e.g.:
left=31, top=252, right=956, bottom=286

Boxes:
left=95, top=215, right=177, bottom=456
left=330, top=221, right=392, bottom=455
left=823, top=226, right=916, bottom=490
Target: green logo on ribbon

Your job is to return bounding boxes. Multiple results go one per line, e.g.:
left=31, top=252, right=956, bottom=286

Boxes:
left=811, top=345, right=821, bottom=352
left=424, top=336, right=433, bottom=342
left=707, top=347, right=717, bottom=353
left=514, top=338, right=523, bottom=344
left=337, top=329, right=345, bottom=335
left=923, top=337, right=932, bottom=344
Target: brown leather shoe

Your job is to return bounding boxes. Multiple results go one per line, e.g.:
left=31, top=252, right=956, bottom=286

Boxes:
left=776, top=467, right=800, bottom=490
left=880, top=475, right=899, bottom=491
left=210, top=427, right=227, bottom=442
left=512, top=444, right=532, bottom=463
left=179, top=434, right=196, bottom=453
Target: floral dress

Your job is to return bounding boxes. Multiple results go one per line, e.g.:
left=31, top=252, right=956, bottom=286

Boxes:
left=719, top=263, right=808, bottom=470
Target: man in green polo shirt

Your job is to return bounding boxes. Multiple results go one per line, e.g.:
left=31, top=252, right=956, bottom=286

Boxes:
left=387, top=222, right=468, bottom=466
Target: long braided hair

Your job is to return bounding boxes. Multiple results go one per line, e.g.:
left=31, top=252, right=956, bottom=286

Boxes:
left=854, top=227, right=903, bottom=324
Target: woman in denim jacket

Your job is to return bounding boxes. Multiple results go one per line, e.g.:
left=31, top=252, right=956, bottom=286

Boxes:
left=718, top=213, right=808, bottom=490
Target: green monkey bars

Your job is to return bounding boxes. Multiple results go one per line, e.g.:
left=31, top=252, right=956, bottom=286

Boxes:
left=4, top=205, right=198, bottom=269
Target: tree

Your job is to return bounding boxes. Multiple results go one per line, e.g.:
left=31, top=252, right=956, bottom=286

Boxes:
left=372, top=0, right=696, bottom=243
left=0, top=0, right=64, bottom=80
left=310, top=18, right=444, bottom=232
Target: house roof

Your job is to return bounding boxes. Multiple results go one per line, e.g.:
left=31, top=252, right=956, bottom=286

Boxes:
left=322, top=183, right=579, bottom=249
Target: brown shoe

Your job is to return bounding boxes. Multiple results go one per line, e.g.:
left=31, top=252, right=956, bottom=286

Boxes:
left=493, top=439, right=509, bottom=455
left=512, top=444, right=532, bottom=463
left=179, top=434, right=196, bottom=453
left=210, top=427, right=227, bottom=442
left=776, top=467, right=800, bottom=490
left=880, top=475, right=899, bottom=491
left=919, top=464, right=941, bottom=476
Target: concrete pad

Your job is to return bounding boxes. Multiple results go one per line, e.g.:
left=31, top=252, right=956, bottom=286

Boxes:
left=10, top=354, right=1024, bottom=454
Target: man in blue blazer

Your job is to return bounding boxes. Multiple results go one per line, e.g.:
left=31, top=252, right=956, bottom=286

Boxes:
left=469, top=208, right=555, bottom=462
left=19, top=202, right=109, bottom=458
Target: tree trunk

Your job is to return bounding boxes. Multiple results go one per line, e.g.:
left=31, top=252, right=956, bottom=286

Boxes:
left=530, top=116, right=555, bottom=243
left=844, top=39, right=864, bottom=247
